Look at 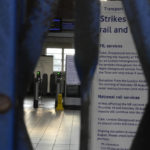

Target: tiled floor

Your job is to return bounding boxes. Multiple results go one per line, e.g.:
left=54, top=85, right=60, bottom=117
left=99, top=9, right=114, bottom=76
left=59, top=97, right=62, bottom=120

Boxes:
left=24, top=97, right=81, bottom=150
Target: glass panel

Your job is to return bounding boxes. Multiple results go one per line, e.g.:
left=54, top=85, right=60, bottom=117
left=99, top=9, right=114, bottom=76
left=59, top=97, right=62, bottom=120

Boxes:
left=53, top=53, right=62, bottom=59
left=64, top=48, right=75, bottom=54
left=46, top=48, right=62, bottom=54
left=53, top=65, right=62, bottom=71
left=64, top=48, right=75, bottom=61
left=46, top=48, right=62, bottom=71
left=54, top=59, right=62, bottom=65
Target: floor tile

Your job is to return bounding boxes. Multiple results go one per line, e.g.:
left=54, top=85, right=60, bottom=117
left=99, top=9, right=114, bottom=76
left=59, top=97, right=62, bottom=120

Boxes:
left=36, top=143, right=53, bottom=150
left=53, top=144, right=70, bottom=150
left=24, top=96, right=80, bottom=150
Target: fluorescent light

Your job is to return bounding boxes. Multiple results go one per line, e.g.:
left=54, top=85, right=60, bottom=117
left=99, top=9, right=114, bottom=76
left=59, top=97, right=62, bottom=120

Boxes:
left=101, top=0, right=107, bottom=1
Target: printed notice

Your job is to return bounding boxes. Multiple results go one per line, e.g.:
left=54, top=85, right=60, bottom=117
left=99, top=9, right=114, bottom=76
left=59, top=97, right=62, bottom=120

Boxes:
left=89, top=1, right=148, bottom=150
left=66, top=55, right=80, bottom=85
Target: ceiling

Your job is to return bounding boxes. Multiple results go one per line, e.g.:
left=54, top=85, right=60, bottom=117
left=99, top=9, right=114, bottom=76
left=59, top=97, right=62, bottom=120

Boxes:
left=55, top=0, right=75, bottom=20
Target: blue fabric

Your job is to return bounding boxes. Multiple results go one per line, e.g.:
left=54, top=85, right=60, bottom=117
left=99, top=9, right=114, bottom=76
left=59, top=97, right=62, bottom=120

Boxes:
left=121, top=1, right=150, bottom=150
left=74, top=1, right=100, bottom=150
left=0, top=0, right=16, bottom=101
left=16, top=1, right=58, bottom=150
left=0, top=0, right=58, bottom=149
left=75, top=0, right=100, bottom=93
left=16, top=0, right=57, bottom=99
left=0, top=1, right=17, bottom=150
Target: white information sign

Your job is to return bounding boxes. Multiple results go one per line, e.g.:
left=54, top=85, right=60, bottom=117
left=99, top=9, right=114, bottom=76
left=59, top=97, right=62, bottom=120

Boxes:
left=66, top=55, right=80, bottom=85
left=89, top=1, right=148, bottom=150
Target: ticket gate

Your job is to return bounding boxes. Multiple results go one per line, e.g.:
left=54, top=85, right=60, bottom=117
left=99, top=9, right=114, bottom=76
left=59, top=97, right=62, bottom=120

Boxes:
left=41, top=74, right=48, bottom=96
left=55, top=72, right=63, bottom=108
left=33, top=71, right=41, bottom=108
left=50, top=73, right=57, bottom=96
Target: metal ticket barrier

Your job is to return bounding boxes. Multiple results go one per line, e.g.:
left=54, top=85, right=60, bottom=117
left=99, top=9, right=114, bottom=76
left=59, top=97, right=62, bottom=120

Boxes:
left=55, top=72, right=62, bottom=108
left=54, top=72, right=64, bottom=111
left=33, top=71, right=41, bottom=108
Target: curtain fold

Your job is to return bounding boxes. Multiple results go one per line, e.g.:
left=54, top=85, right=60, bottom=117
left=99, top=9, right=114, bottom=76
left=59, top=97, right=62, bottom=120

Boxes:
left=122, top=1, right=150, bottom=150
left=0, top=0, right=59, bottom=149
